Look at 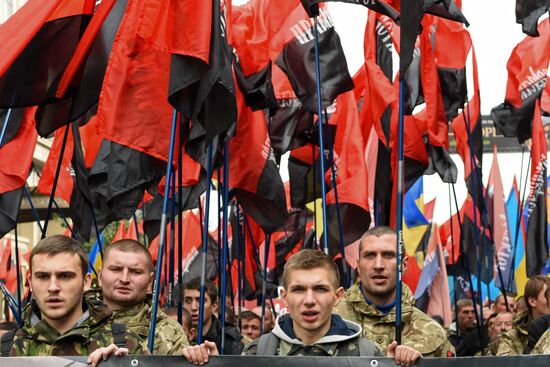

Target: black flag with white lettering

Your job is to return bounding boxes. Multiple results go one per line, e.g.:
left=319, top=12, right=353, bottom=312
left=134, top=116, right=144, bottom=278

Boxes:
left=526, top=101, right=548, bottom=276
left=275, top=6, right=353, bottom=114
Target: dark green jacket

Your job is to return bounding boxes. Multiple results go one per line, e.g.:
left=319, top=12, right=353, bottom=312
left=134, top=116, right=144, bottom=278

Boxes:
left=6, top=296, right=147, bottom=356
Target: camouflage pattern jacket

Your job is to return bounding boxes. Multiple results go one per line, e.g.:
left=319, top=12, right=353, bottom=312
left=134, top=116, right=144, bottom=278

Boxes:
left=7, top=297, right=147, bottom=356
left=334, top=283, right=455, bottom=357
left=496, top=311, right=530, bottom=356
left=243, top=313, right=382, bottom=356
left=112, top=297, right=189, bottom=354
left=85, top=288, right=189, bottom=354
left=531, top=328, right=550, bottom=354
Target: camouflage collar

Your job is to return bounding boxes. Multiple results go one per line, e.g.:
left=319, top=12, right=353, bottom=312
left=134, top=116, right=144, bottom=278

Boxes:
left=346, top=283, right=415, bottom=322
left=513, top=311, right=531, bottom=336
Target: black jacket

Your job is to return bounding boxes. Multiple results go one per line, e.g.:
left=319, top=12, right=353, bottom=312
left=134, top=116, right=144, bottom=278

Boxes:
left=203, top=316, right=244, bottom=355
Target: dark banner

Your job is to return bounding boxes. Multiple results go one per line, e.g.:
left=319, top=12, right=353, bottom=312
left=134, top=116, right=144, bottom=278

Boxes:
left=449, top=115, right=523, bottom=153
left=4, top=354, right=550, bottom=367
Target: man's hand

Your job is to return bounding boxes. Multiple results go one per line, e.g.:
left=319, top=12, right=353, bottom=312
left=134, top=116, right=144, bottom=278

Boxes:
left=87, top=344, right=129, bottom=367
left=387, top=341, right=422, bottom=366
left=182, top=341, right=219, bottom=365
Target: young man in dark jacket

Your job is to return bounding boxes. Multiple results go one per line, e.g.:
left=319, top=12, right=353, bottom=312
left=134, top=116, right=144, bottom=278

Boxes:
left=182, top=249, right=421, bottom=365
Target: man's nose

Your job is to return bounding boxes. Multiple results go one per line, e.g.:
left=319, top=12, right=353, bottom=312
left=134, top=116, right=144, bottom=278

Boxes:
left=119, top=269, right=130, bottom=282
left=374, top=254, right=385, bottom=269
left=48, top=278, right=60, bottom=292
left=304, top=289, right=316, bottom=304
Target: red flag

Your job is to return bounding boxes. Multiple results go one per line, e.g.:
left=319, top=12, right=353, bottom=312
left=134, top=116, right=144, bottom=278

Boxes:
left=0, top=0, right=95, bottom=108
left=0, top=107, right=37, bottom=194
left=324, top=91, right=371, bottom=257
left=37, top=126, right=74, bottom=204
left=491, top=19, right=550, bottom=142
left=229, top=87, right=287, bottom=233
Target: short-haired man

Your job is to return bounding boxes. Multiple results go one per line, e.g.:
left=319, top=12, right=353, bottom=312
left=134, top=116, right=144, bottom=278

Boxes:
left=98, top=239, right=189, bottom=354
left=447, top=298, right=476, bottom=348
left=183, top=277, right=244, bottom=355
left=335, top=226, right=455, bottom=357
left=239, top=310, right=262, bottom=341
left=182, top=249, right=422, bottom=366
left=492, top=293, right=516, bottom=314
left=497, top=275, right=550, bottom=355
left=1, top=235, right=146, bottom=364
left=251, top=304, right=274, bottom=334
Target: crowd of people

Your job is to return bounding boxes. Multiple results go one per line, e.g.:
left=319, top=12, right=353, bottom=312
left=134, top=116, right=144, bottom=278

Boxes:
left=0, top=226, right=548, bottom=366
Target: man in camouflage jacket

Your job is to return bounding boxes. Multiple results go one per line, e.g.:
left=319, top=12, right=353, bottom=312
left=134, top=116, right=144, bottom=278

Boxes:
left=334, top=226, right=454, bottom=357
left=7, top=294, right=146, bottom=356
left=2, top=235, right=147, bottom=358
left=532, top=328, right=550, bottom=354
left=98, top=239, right=189, bottom=354
left=497, top=275, right=549, bottom=355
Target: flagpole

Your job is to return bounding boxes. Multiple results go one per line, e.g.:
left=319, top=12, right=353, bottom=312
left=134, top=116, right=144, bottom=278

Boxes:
left=177, top=115, right=184, bottom=325
left=23, top=185, right=43, bottom=233
left=450, top=183, right=483, bottom=343
left=323, top=110, right=350, bottom=287
left=236, top=204, right=243, bottom=328
left=312, top=14, right=329, bottom=255
left=447, top=184, right=459, bottom=339
left=13, top=225, right=22, bottom=319
left=508, top=148, right=531, bottom=289
left=148, top=110, right=178, bottom=352
left=461, top=105, right=509, bottom=312
left=395, top=79, right=405, bottom=345
left=0, top=108, right=12, bottom=146
left=168, top=166, right=176, bottom=307
left=219, top=142, right=230, bottom=354
left=261, top=233, right=271, bottom=335
left=197, top=142, right=214, bottom=344
left=42, top=124, right=71, bottom=239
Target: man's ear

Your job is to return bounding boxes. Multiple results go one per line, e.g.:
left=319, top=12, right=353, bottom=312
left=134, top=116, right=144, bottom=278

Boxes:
left=97, top=268, right=103, bottom=286
left=84, top=272, right=92, bottom=290
left=280, top=288, right=288, bottom=306
left=212, top=301, right=219, bottom=313
left=401, top=253, right=408, bottom=275
left=334, top=287, right=345, bottom=306
left=528, top=296, right=537, bottom=309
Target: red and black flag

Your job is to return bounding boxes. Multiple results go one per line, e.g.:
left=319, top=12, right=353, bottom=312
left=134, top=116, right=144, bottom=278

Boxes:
left=229, top=87, right=288, bottom=234
left=399, top=0, right=468, bottom=78
left=169, top=0, right=237, bottom=145
left=526, top=101, right=548, bottom=276
left=299, top=0, right=399, bottom=21
left=37, top=123, right=95, bottom=241
left=491, top=18, right=550, bottom=143
left=324, top=91, right=371, bottom=257
left=0, top=108, right=37, bottom=238
left=451, top=49, right=483, bottom=210
left=432, top=17, right=470, bottom=121
left=35, top=0, right=127, bottom=136
left=0, top=0, right=94, bottom=109
left=273, top=2, right=353, bottom=114
left=515, top=0, right=550, bottom=36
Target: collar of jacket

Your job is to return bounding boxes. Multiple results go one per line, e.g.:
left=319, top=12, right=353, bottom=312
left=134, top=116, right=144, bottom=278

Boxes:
left=21, top=296, right=112, bottom=344
left=346, top=282, right=415, bottom=322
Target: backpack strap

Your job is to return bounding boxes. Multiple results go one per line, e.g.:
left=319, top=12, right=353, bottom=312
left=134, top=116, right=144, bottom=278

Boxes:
left=0, top=330, right=16, bottom=357
left=357, top=337, right=381, bottom=357
left=111, top=322, right=127, bottom=348
left=255, top=333, right=279, bottom=355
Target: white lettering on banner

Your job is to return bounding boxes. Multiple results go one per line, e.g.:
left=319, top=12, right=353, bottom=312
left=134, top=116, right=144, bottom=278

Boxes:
left=289, top=8, right=334, bottom=45
left=527, top=157, right=547, bottom=218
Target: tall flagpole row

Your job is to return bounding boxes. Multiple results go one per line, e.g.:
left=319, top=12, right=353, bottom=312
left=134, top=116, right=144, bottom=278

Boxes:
left=395, top=79, right=405, bottom=345
left=219, top=142, right=230, bottom=354
left=148, top=109, right=179, bottom=352
left=312, top=15, right=329, bottom=255
left=197, top=143, right=214, bottom=344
